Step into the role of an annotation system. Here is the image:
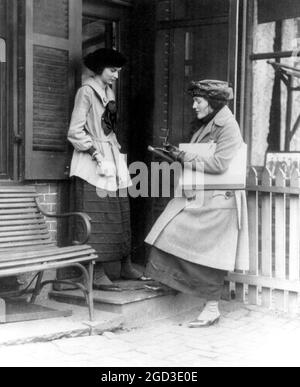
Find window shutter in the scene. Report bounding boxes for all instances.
[0,0,8,179]
[24,0,82,180]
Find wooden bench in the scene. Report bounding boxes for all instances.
[0,185,98,323]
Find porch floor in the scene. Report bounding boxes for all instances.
[0,300,300,366]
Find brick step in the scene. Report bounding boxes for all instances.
[0,300,124,347]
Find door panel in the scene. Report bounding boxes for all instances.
[82,15,117,90]
[154,0,239,147]
[0,37,8,179]
[0,0,12,180]
[24,0,82,180]
[171,23,230,144]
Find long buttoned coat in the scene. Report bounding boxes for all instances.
[145,106,249,272]
[68,77,131,191]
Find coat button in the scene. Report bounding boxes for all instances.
[225,191,234,199]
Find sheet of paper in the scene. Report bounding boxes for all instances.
[178,143,247,190]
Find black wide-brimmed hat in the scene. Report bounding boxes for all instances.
[188,80,234,101]
[84,48,127,73]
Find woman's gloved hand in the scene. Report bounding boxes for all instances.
[93,152,103,165]
[96,160,117,177]
[163,142,185,162]
[92,151,116,177]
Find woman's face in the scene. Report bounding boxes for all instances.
[100,67,122,85]
[192,97,213,119]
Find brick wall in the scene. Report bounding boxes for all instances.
[34,182,59,243]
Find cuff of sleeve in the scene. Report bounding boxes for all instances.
[175,151,186,163]
[86,146,97,157]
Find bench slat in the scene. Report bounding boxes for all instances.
[0,208,39,215]
[0,219,45,227]
[0,254,97,278]
[0,224,48,232]
[0,229,49,238]
[0,203,37,209]
[0,240,54,249]
[0,198,35,203]
[0,234,52,243]
[0,194,38,199]
[0,186,36,193]
[0,249,96,269]
[0,214,43,221]
[0,245,93,261]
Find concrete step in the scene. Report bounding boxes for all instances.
[0,300,124,347]
[49,280,203,328]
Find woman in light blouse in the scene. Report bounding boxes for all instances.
[68,48,147,290]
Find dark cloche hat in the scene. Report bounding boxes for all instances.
[84,48,127,73]
[188,80,234,101]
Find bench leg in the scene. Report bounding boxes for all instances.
[88,262,95,321]
[72,262,95,321]
[30,272,44,304]
[0,298,6,323]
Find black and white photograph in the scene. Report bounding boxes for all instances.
[0,0,300,369]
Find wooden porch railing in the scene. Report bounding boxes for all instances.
[225,166,300,314]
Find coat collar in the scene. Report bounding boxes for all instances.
[83,77,115,106]
[214,105,234,126]
[191,106,233,143]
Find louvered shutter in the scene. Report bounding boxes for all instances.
[24,0,82,180]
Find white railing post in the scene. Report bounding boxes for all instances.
[261,167,273,308]
[248,167,259,305]
[274,169,287,311]
[288,168,300,314]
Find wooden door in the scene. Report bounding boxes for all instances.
[151,0,240,220]
[171,23,232,145]
[71,0,133,267]
[82,0,132,152]
[154,0,239,147]
[0,0,13,180]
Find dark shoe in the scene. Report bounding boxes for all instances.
[93,283,122,292]
[120,264,152,281]
[93,272,121,292]
[93,264,121,291]
[121,273,152,281]
[145,283,172,292]
[188,316,220,328]
[121,255,152,281]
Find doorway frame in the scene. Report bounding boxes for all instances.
[0,0,18,182]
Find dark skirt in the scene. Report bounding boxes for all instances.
[146,247,227,301]
[75,178,131,262]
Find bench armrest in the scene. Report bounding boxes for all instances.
[35,198,92,245]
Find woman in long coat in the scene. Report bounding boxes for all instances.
[68,48,144,290]
[145,80,249,327]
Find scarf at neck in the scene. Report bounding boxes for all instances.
[190,108,222,137]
